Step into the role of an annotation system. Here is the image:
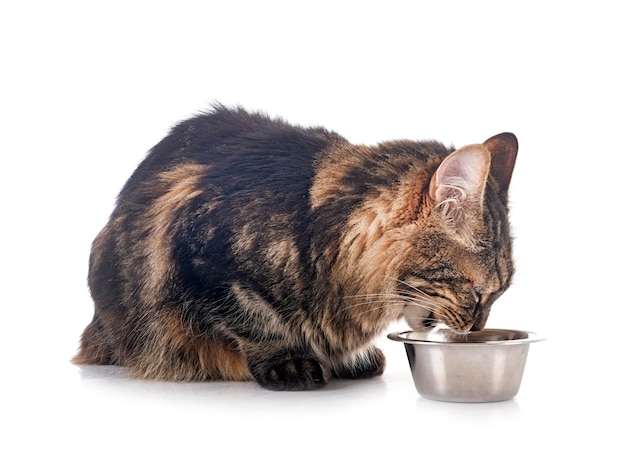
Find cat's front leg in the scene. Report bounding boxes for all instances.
[244,345,329,391]
[331,346,386,380]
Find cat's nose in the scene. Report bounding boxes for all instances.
[469,306,490,331]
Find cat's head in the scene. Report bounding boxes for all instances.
[324,132,517,334]
[401,133,518,332]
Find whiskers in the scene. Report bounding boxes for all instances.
[336,277,464,331]
[337,293,404,317]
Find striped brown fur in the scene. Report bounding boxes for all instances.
[74,105,517,390]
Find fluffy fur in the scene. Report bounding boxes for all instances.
[74,105,518,390]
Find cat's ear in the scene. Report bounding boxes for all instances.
[483,132,518,196]
[428,144,491,243]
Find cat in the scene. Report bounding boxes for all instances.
[73,105,518,390]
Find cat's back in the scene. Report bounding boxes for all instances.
[118,105,341,202]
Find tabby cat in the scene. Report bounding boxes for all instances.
[74,105,517,390]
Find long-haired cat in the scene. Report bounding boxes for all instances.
[74,105,518,390]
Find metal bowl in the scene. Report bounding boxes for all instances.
[388,329,543,403]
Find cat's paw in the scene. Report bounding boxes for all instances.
[252,355,327,391]
[332,347,386,380]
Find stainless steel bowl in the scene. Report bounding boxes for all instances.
[388,329,543,403]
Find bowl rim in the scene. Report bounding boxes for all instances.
[388,328,545,346]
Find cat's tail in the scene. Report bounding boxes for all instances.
[72,315,114,365]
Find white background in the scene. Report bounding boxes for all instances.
[1,1,624,450]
